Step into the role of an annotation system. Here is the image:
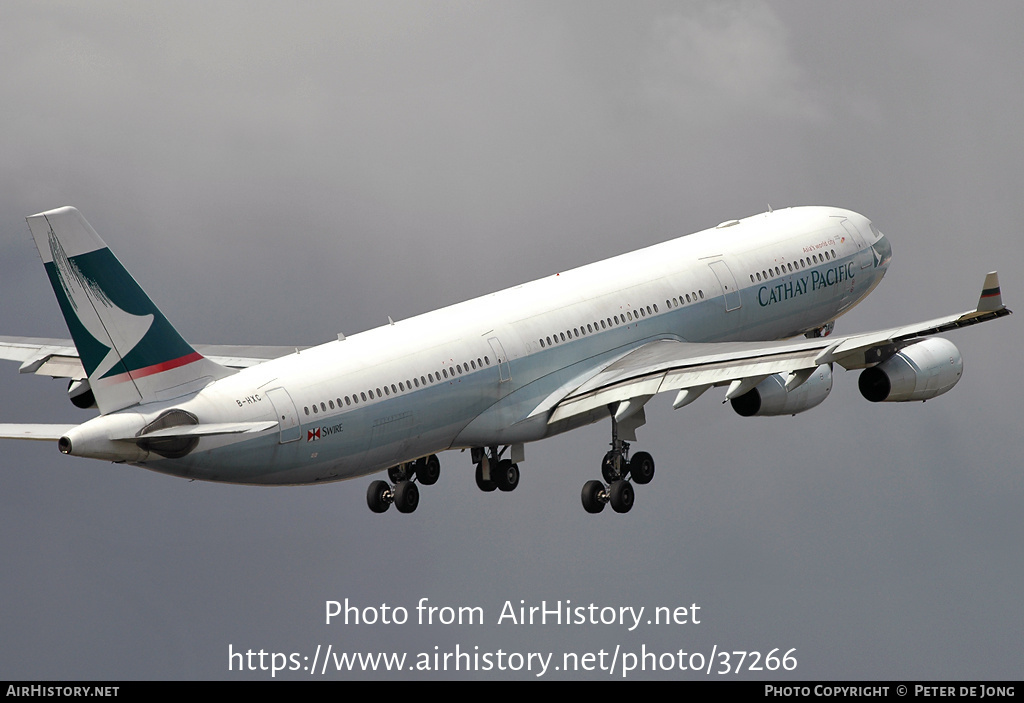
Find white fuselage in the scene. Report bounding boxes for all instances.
[67,206,890,484]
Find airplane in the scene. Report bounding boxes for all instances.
[0,205,1010,515]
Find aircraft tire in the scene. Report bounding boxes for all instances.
[387,465,406,483]
[367,480,391,513]
[601,451,620,482]
[496,459,520,492]
[609,480,634,514]
[394,481,419,514]
[475,462,497,492]
[416,455,441,486]
[629,451,655,485]
[581,480,605,514]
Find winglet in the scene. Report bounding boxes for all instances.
[976,272,1003,313]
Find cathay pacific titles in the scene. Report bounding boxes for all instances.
[758,262,856,307]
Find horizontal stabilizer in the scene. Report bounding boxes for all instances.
[112,421,279,441]
[0,424,76,441]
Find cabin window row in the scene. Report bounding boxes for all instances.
[749,250,838,283]
[302,355,492,416]
[536,287,711,350]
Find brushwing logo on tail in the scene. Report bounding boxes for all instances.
[47,228,153,380]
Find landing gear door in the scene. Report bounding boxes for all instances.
[265,387,301,444]
[487,336,511,383]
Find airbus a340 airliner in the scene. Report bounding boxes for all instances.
[0,206,1010,514]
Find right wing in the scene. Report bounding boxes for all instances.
[536,272,1010,428]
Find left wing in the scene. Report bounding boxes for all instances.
[539,272,1011,427]
[0,337,302,380]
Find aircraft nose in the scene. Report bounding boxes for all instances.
[872,233,892,269]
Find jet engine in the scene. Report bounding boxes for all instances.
[68,379,96,409]
[730,365,833,417]
[858,337,962,402]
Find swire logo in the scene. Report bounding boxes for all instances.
[307,424,343,442]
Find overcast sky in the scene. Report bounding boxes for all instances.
[1,1,1021,680]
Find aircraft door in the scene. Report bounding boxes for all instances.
[707,259,742,311]
[265,387,301,444]
[487,336,512,383]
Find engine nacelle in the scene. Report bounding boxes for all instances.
[68,379,97,409]
[730,365,833,417]
[858,337,963,402]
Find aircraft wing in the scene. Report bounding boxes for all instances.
[541,272,1011,426]
[0,337,301,380]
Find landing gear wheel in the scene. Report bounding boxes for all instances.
[496,459,520,492]
[628,451,655,485]
[581,480,606,514]
[601,451,621,482]
[416,454,441,485]
[475,462,497,492]
[393,481,419,513]
[367,480,391,513]
[387,465,407,483]
[608,480,634,514]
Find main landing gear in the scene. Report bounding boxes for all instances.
[366,454,440,514]
[472,446,520,493]
[580,415,655,514]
